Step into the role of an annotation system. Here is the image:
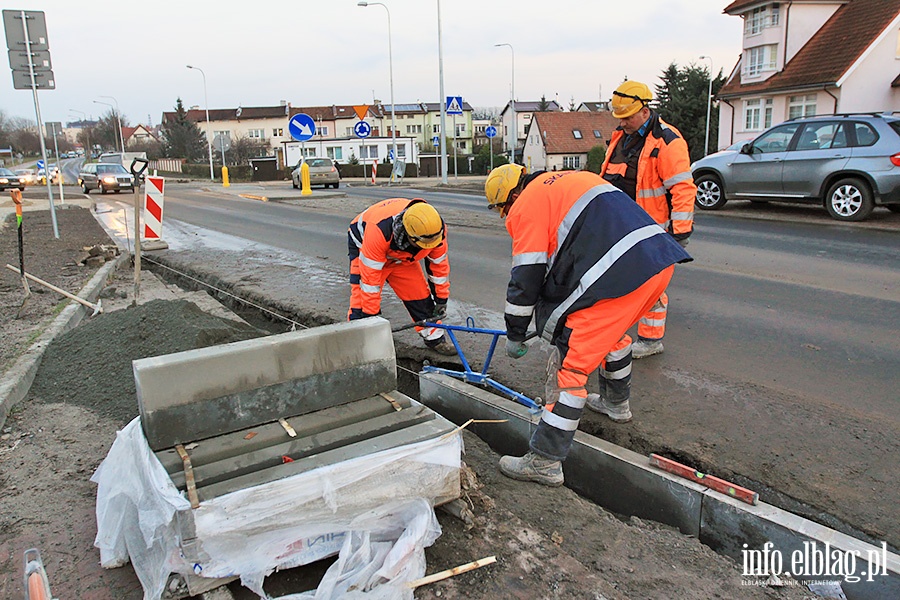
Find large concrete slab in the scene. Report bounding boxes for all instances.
[700,491,900,600]
[418,373,704,536]
[419,373,900,599]
[135,318,397,450]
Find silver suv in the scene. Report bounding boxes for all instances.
[692,113,900,221]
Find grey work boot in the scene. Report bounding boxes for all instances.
[586,393,633,423]
[425,334,457,356]
[499,451,564,487]
[631,338,663,359]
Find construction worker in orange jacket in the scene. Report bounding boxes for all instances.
[484,164,692,486]
[600,80,696,359]
[348,198,456,355]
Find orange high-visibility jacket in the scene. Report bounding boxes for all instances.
[504,171,691,342]
[349,198,449,316]
[601,113,696,240]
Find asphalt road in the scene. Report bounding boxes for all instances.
[151,183,900,418]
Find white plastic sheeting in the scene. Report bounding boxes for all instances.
[93,418,461,599]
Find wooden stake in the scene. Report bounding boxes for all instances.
[406,555,496,589]
[5,264,102,315]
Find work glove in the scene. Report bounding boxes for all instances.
[506,339,528,359]
[432,298,448,320]
[673,234,690,248]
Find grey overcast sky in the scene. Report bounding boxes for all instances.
[3,1,742,126]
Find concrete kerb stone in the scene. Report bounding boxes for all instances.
[418,372,900,599]
[0,251,129,430]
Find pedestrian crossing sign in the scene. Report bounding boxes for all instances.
[446,96,463,115]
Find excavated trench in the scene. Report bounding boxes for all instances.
[144,257,896,560]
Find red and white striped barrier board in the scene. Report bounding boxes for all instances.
[144,176,165,239]
[371,159,377,185]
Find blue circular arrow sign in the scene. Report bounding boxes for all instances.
[485,125,497,138]
[354,121,371,139]
[289,113,316,142]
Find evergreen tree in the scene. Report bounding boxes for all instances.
[162,98,206,161]
[585,145,606,174]
[537,95,551,112]
[654,62,726,162]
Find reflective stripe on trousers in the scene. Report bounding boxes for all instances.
[638,290,668,341]
[530,267,673,461]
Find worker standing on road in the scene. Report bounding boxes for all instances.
[485,164,691,486]
[600,80,696,359]
[348,198,456,355]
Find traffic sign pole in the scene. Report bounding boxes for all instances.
[6,10,57,237]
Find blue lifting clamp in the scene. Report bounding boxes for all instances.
[405,317,542,413]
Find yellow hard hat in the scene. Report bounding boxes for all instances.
[611,81,653,119]
[402,202,444,249]
[484,163,526,215]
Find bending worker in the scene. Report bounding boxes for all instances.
[485,164,691,486]
[348,197,456,355]
[600,80,696,359]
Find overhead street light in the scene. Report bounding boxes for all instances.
[495,43,515,163]
[187,64,215,181]
[97,95,125,155]
[699,55,714,156]
[358,2,397,181]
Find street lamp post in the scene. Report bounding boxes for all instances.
[357,2,397,183]
[98,96,125,156]
[436,0,448,184]
[187,65,216,181]
[700,55,713,156]
[495,43,515,163]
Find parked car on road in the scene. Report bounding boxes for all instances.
[691,113,900,221]
[14,168,37,186]
[78,162,134,194]
[291,158,340,189]
[0,167,26,191]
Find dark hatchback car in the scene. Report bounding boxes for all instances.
[0,167,26,191]
[78,162,134,194]
[692,113,900,221]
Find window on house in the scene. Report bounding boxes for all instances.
[573,130,583,139]
[744,99,762,131]
[456,141,466,150]
[248,129,264,139]
[455,123,465,135]
[359,146,379,159]
[433,124,441,134]
[318,126,329,136]
[763,98,774,128]
[213,130,230,139]
[300,148,316,158]
[593,130,602,138]
[563,156,581,169]
[745,4,780,35]
[272,128,283,137]
[397,145,406,157]
[345,127,354,136]
[406,124,422,134]
[788,94,817,119]
[326,147,343,160]
[746,45,777,76]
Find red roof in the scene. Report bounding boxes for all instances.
[723,0,832,14]
[529,112,619,155]
[719,0,900,98]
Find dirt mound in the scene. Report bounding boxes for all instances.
[29,299,264,425]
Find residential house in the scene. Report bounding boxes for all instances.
[161,102,293,157]
[576,101,612,113]
[522,111,619,172]
[716,0,900,150]
[499,100,563,159]
[123,125,158,148]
